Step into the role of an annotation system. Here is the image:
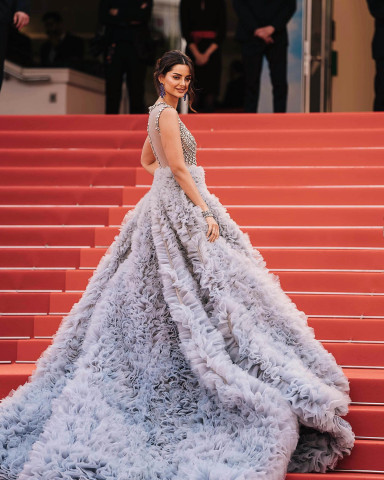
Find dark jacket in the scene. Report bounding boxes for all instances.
[367,0,384,59]
[40,33,84,68]
[232,0,296,42]
[98,0,153,43]
[0,0,30,24]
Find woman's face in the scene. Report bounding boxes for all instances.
[159,64,192,99]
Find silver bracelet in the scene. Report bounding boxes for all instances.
[202,209,214,219]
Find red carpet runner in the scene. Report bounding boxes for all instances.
[0,112,383,478]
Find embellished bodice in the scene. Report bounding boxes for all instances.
[147,102,197,168]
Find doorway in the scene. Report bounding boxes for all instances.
[331,0,375,112]
[303,0,376,112]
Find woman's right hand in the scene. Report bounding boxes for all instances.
[205,216,220,242]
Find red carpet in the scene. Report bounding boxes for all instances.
[0,111,383,478]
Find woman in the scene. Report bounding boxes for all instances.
[180,0,226,112]
[0,50,354,480]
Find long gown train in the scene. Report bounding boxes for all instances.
[0,103,354,480]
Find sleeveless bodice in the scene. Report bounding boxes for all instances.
[147,102,197,168]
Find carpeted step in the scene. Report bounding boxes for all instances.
[0,226,98,247]
[95,225,384,248]
[137,166,384,187]
[0,316,35,338]
[0,131,147,149]
[1,315,383,343]
[2,205,383,227]
[2,166,384,187]
[1,226,382,249]
[0,167,136,186]
[1,338,382,368]
[2,147,384,168]
[0,269,92,291]
[109,205,384,227]
[0,149,142,168]
[3,185,384,206]
[275,271,384,293]
[197,147,384,166]
[0,248,83,268]
[1,269,383,294]
[174,186,384,206]
[244,227,384,249]
[0,112,383,131]
[1,291,383,317]
[0,114,147,131]
[1,129,384,150]
[78,247,384,270]
[0,206,114,226]
[308,318,384,342]
[0,186,125,206]
[336,439,384,471]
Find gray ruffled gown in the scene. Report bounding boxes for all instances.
[0,102,354,480]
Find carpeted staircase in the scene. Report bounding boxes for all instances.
[0,112,383,478]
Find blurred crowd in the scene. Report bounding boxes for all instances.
[0,0,383,113]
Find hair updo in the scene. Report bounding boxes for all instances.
[153,50,196,111]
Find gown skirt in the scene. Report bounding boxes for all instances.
[0,164,354,480]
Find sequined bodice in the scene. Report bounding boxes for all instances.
[147,102,197,168]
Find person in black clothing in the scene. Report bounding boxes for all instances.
[0,0,30,91]
[232,0,296,113]
[6,25,33,67]
[367,0,384,111]
[40,12,84,69]
[180,0,226,112]
[98,0,153,114]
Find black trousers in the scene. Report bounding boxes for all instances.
[0,22,9,91]
[104,40,147,114]
[241,31,288,113]
[374,58,384,111]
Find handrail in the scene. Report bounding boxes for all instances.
[4,65,51,83]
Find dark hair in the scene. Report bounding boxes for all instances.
[42,11,63,23]
[153,50,196,112]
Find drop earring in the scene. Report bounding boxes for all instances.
[159,83,165,98]
[183,91,188,101]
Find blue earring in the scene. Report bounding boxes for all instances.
[183,91,188,101]
[159,83,165,98]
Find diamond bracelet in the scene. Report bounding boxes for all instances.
[202,209,214,219]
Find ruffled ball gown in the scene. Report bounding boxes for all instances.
[0,102,354,480]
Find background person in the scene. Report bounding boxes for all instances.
[0,0,30,91]
[232,0,296,113]
[40,11,84,69]
[180,0,226,112]
[367,0,384,111]
[98,0,153,114]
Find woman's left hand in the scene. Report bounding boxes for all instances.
[205,216,220,242]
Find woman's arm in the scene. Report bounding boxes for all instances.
[159,108,208,211]
[140,136,159,176]
[158,108,220,242]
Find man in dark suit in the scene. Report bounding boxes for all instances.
[98,0,153,114]
[232,0,296,113]
[0,0,30,91]
[40,12,84,70]
[367,0,384,111]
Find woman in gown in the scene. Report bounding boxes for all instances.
[0,50,354,480]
